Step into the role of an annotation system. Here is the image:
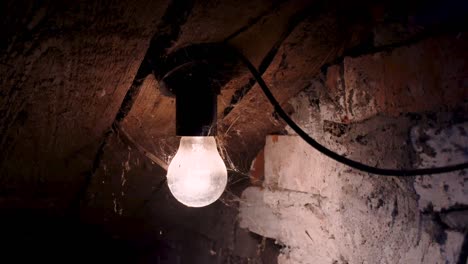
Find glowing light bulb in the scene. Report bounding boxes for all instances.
[167,136,227,207]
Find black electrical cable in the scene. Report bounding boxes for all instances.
[235,50,468,176]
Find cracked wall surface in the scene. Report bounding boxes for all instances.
[0,0,467,263]
[239,33,468,264]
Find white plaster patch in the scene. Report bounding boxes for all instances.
[240,135,466,264]
[412,122,468,211]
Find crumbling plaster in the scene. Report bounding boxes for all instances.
[238,35,468,263]
[1,0,467,263]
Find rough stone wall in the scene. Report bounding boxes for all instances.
[1,1,467,263]
[0,1,281,262]
[240,133,466,263]
[239,33,468,263]
[81,130,279,263]
[0,0,170,208]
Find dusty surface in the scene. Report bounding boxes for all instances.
[0,0,171,211]
[82,130,279,263]
[412,122,468,211]
[239,106,467,263]
[238,32,468,262]
[0,0,467,263]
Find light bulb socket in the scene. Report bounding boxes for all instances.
[154,43,241,137]
[174,69,218,136]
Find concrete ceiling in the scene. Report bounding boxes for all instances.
[1,1,467,262]
[1,0,466,211]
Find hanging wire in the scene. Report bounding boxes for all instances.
[234,49,468,176]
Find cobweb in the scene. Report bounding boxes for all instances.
[118,123,257,208]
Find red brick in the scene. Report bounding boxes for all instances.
[327,35,468,122]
